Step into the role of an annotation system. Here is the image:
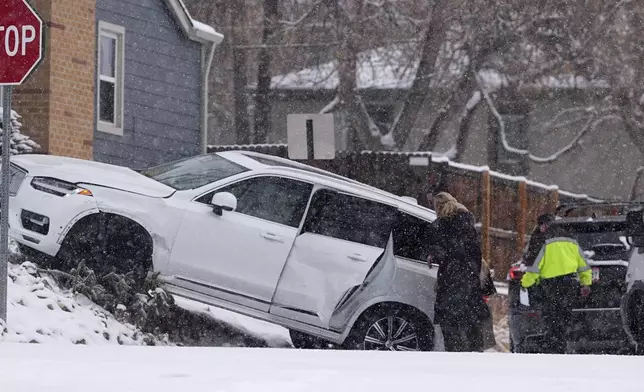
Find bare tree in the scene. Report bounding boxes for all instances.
[437,0,638,163]
[232,0,251,144]
[253,0,280,143]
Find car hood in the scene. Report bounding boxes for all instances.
[11,154,175,198]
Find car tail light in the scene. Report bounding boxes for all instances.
[508,265,524,281]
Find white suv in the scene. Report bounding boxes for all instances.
[8,151,441,351]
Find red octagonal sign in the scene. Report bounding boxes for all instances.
[0,0,44,85]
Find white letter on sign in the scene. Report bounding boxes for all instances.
[22,26,35,56]
[5,26,19,56]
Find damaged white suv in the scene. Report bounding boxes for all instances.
[7,151,442,351]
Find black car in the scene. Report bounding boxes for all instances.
[508,209,634,354]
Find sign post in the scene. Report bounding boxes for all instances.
[286,113,335,160]
[0,0,45,324]
[0,87,12,324]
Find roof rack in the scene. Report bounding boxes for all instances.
[556,201,644,218]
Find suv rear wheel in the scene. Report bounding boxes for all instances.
[344,304,433,351]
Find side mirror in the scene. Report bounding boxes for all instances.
[211,192,237,216]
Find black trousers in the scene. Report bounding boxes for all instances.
[441,319,484,352]
[538,274,579,354]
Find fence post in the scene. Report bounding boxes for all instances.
[549,188,559,212]
[481,170,491,264]
[516,181,527,254]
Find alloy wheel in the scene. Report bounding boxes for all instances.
[363,315,419,351]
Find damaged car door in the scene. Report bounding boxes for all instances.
[270,188,397,328]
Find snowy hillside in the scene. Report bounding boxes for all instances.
[0,241,292,348]
[1,261,170,346]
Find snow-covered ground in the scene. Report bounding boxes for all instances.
[172,296,293,348]
[3,343,643,392]
[0,261,169,345]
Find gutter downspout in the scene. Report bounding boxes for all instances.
[202,42,217,154]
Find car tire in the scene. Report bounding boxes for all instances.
[630,291,644,349]
[289,330,329,349]
[343,304,433,352]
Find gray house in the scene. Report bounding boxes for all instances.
[93,0,223,168]
[241,46,641,200]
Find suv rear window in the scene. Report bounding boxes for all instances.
[554,221,631,261]
[303,189,397,248]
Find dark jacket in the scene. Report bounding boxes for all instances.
[524,227,546,267]
[430,211,490,325]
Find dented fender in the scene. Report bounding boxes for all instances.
[78,185,187,273]
[331,236,438,343]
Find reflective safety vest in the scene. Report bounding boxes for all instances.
[521,237,592,288]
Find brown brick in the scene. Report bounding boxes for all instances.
[13,0,96,159]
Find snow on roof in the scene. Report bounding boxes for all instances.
[191,20,219,37]
[168,0,224,44]
[270,45,505,91]
[269,44,607,92]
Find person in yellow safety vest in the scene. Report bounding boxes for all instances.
[521,213,593,354]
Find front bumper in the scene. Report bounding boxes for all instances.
[8,176,99,257]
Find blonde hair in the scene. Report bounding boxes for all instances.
[434,192,469,218]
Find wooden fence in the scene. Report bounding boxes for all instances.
[208,144,601,279]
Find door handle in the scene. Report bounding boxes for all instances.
[347,254,367,262]
[260,232,284,243]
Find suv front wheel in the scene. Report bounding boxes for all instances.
[343,304,433,351]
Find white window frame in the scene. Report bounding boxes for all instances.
[96,21,125,136]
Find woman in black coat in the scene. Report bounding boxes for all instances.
[429,192,490,352]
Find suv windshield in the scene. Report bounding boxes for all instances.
[141,154,249,190]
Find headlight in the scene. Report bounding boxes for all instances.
[30,177,93,197]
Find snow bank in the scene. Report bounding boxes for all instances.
[269,45,506,91]
[0,261,167,346]
[173,296,292,348]
[3,343,643,392]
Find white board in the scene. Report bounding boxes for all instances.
[286,113,335,160]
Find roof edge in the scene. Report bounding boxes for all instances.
[164,0,224,45]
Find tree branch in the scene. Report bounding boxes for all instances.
[630,166,644,201]
[478,73,621,164]
[454,90,482,161]
[320,95,340,114]
[391,0,451,149]
[279,0,331,28]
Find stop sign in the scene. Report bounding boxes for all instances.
[0,0,43,85]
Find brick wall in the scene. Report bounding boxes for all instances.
[13,0,96,159]
[48,0,96,159]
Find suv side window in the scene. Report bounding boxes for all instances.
[197,176,313,228]
[393,212,434,262]
[303,189,396,248]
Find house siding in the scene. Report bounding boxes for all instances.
[94,0,202,168]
